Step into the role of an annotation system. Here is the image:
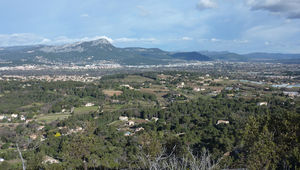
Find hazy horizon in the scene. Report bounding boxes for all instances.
[1,0,300,53]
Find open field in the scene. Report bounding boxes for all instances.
[35,113,71,123]
[157,74,172,80]
[74,106,98,114]
[140,85,169,105]
[140,85,169,96]
[0,123,21,128]
[19,102,44,109]
[103,90,123,96]
[122,75,154,83]
[103,104,124,112]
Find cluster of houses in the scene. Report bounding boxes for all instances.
[28,126,45,141]
[123,127,145,136]
[29,126,84,144]
[283,91,299,98]
[57,126,84,136]
[120,84,134,90]
[193,87,206,92]
[177,82,185,88]
[119,116,136,129]
[118,116,159,136]
[1,74,101,83]
[0,114,26,122]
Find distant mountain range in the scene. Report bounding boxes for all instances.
[0,38,299,66]
[171,52,212,61]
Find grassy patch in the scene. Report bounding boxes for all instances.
[103,104,124,112]
[122,75,153,83]
[74,106,98,114]
[140,85,169,106]
[103,90,123,96]
[140,85,169,96]
[0,123,21,128]
[19,102,43,109]
[36,113,70,123]
[108,120,124,126]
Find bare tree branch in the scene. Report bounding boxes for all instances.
[16,143,26,170]
[138,145,220,170]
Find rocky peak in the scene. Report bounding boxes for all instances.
[90,38,112,46]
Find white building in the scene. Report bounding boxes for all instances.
[127,120,135,126]
[119,116,129,121]
[20,115,26,121]
[42,156,60,164]
[177,82,185,88]
[193,87,201,92]
[30,134,37,140]
[135,127,144,132]
[152,117,159,122]
[85,103,95,107]
[11,114,18,118]
[0,115,6,120]
[216,120,230,125]
[120,84,134,90]
[257,102,268,106]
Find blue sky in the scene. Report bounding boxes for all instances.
[0,0,300,53]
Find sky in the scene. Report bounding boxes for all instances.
[0,0,300,53]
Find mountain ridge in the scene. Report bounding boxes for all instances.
[0,38,299,66]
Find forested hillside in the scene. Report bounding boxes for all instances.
[0,72,299,169]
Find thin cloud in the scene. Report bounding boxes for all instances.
[247,0,300,19]
[53,36,113,44]
[0,33,50,46]
[196,0,217,10]
[136,6,151,17]
[233,39,249,44]
[114,37,156,43]
[211,38,221,42]
[80,14,89,17]
[0,34,114,47]
[0,34,159,47]
[182,37,193,41]
[243,24,300,41]
[41,38,51,43]
[91,36,113,43]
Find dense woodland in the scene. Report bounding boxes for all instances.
[0,72,299,169]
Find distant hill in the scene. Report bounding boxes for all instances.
[198,51,300,63]
[199,51,247,62]
[171,52,211,61]
[0,39,299,66]
[244,52,300,59]
[0,39,174,66]
[0,39,213,66]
